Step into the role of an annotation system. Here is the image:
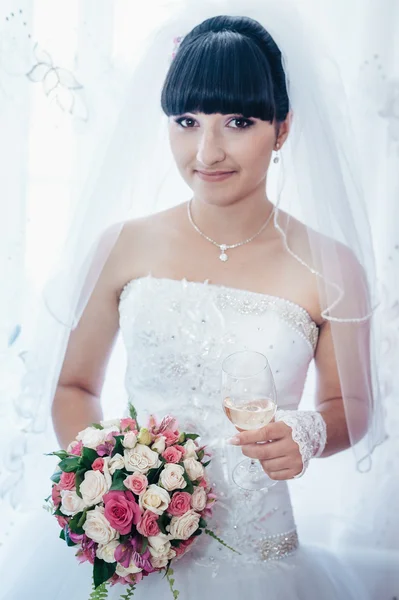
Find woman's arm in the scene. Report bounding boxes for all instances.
[52,227,128,449]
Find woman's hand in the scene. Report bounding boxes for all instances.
[228,421,303,480]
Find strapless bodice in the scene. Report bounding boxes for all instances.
[118,275,318,569]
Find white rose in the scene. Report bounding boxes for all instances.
[102,425,121,440]
[76,426,106,450]
[80,470,110,506]
[183,458,204,481]
[100,419,121,428]
[101,457,113,489]
[168,509,201,541]
[96,539,120,563]
[83,506,119,545]
[116,561,142,576]
[139,484,170,516]
[159,464,187,492]
[150,547,176,569]
[124,444,161,474]
[60,490,86,516]
[107,453,125,475]
[122,431,138,449]
[148,533,171,557]
[183,439,198,459]
[191,486,207,512]
[151,436,166,454]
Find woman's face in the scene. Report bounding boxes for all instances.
[168,111,290,206]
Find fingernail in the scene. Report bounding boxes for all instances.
[227,435,240,445]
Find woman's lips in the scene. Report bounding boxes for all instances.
[195,170,236,182]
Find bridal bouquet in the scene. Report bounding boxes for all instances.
[46,404,234,600]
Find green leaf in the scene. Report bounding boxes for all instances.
[128,403,138,423]
[185,433,199,440]
[197,449,205,461]
[77,509,88,529]
[198,517,207,529]
[65,529,78,547]
[139,535,148,555]
[118,584,136,600]
[69,511,85,534]
[147,464,163,485]
[54,506,66,517]
[157,512,171,536]
[182,472,194,494]
[111,435,124,458]
[166,567,180,600]
[75,468,86,499]
[110,469,128,491]
[193,529,202,536]
[59,528,66,541]
[59,456,81,473]
[93,558,117,589]
[91,423,104,430]
[202,460,211,468]
[205,528,241,554]
[88,580,108,600]
[170,539,181,548]
[46,450,69,460]
[81,447,99,468]
[50,471,62,484]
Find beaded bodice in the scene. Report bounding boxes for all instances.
[118,275,318,568]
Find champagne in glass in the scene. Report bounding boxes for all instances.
[222,350,277,491]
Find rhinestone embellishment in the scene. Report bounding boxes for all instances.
[258,529,299,561]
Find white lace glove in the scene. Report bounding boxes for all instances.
[274,410,327,478]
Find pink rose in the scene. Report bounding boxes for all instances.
[56,515,69,528]
[103,491,142,535]
[59,471,76,491]
[70,441,83,456]
[163,430,180,447]
[51,484,62,508]
[198,478,208,488]
[168,492,192,517]
[120,418,137,432]
[136,509,161,537]
[174,537,195,558]
[124,473,148,495]
[92,458,104,472]
[162,446,183,464]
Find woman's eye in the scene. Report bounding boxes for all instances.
[175,117,197,128]
[229,118,255,129]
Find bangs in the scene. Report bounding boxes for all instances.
[161,31,278,123]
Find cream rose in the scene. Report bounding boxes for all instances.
[152,436,166,454]
[60,490,86,516]
[124,444,161,474]
[183,458,205,481]
[122,431,138,449]
[107,453,125,475]
[139,484,170,516]
[80,470,110,506]
[116,562,143,577]
[183,439,198,459]
[148,533,172,557]
[83,506,119,545]
[168,509,201,540]
[96,539,120,563]
[191,486,207,512]
[76,426,106,450]
[159,464,186,492]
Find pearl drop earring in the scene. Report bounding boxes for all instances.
[273,142,280,164]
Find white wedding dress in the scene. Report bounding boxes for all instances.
[1,275,371,600]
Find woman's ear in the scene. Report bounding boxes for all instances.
[275,110,293,150]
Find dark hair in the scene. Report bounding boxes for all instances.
[161,15,289,124]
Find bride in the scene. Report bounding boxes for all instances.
[1,1,385,599]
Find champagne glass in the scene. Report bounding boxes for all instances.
[222,350,277,491]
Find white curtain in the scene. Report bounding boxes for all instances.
[0,0,397,574]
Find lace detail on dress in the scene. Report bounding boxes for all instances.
[275,410,327,477]
[215,289,319,351]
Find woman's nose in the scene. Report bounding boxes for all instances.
[196,131,226,167]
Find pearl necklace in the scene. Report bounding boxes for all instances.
[187,199,275,262]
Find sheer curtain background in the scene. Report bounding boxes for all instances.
[0,0,397,580]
